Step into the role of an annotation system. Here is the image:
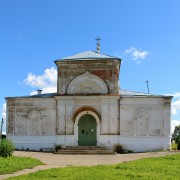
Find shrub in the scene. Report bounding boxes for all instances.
[0,139,15,158]
[55,144,61,152]
[177,143,180,150]
[1,135,6,139]
[114,144,124,154]
[171,143,177,150]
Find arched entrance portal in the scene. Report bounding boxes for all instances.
[78,114,97,146]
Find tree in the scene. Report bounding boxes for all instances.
[172,125,180,144]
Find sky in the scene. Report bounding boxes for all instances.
[0,0,180,134]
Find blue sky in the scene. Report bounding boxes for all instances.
[0,0,180,134]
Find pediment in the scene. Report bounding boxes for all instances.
[67,71,108,95]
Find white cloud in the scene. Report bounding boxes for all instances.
[163,91,180,117]
[174,92,180,98]
[1,103,6,120]
[125,47,151,63]
[165,92,180,116]
[1,103,6,134]
[171,120,180,134]
[24,67,57,94]
[165,92,180,98]
[172,98,180,115]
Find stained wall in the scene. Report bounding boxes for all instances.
[6,98,56,136]
[55,59,120,95]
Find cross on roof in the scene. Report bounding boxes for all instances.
[95,37,101,53]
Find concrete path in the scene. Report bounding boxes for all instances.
[0,151,179,180]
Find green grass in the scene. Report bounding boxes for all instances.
[0,156,44,175]
[8,154,180,180]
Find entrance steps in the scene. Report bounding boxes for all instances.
[54,146,115,154]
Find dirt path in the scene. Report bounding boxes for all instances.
[0,151,179,180]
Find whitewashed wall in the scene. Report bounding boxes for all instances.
[7,96,171,152]
[118,97,171,151]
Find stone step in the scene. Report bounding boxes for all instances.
[54,146,115,154]
[55,150,114,154]
[65,146,106,150]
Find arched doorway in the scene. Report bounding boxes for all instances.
[78,114,97,146]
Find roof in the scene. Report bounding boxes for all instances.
[120,89,172,98]
[58,51,117,61]
[6,93,57,99]
[120,90,152,96]
[6,90,172,99]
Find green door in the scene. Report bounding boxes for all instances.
[78,114,97,146]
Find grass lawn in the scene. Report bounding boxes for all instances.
[0,156,44,175]
[7,154,180,180]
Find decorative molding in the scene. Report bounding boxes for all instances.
[67,71,108,95]
[74,110,100,125]
[73,106,100,122]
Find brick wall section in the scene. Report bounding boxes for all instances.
[55,59,120,95]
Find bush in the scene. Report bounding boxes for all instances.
[1,135,6,139]
[171,143,177,150]
[114,144,124,154]
[177,143,180,150]
[0,139,15,158]
[55,144,61,152]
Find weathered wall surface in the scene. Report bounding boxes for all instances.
[57,99,75,135]
[55,95,120,135]
[100,97,120,135]
[99,135,170,152]
[6,95,172,152]
[6,98,56,136]
[55,59,120,95]
[98,96,171,151]
[120,97,171,138]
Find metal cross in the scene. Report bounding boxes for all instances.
[95,37,101,53]
[96,37,101,45]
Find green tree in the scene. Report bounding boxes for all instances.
[172,125,180,144]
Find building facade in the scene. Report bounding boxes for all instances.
[6,51,172,152]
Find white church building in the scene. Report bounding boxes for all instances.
[6,47,172,152]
